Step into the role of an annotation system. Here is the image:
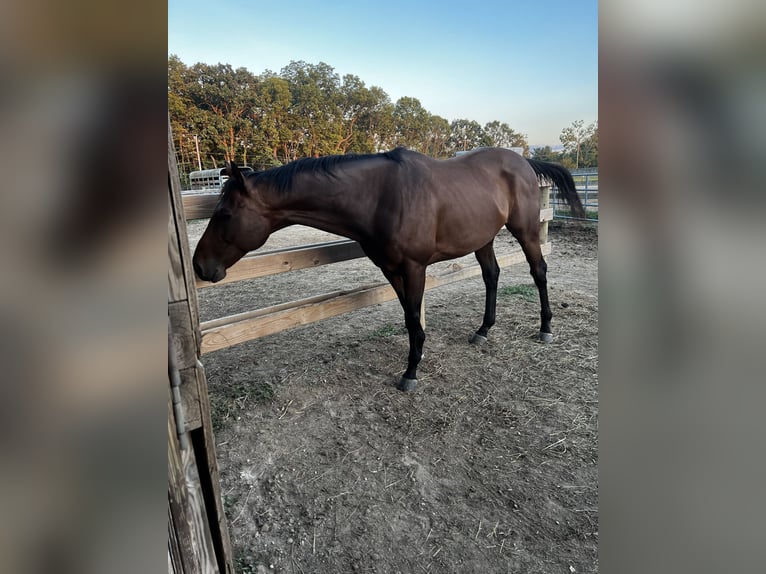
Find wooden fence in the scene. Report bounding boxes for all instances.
[183,189,553,355]
[169,127,234,573]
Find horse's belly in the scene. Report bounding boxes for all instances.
[432,201,506,256]
[431,222,504,263]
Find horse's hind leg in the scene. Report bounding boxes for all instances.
[506,223,553,342]
[470,240,500,345]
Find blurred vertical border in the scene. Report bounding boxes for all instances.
[600,1,766,573]
[0,1,166,573]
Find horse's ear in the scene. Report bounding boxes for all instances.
[226,161,246,186]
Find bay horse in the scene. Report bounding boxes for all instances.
[193,147,585,391]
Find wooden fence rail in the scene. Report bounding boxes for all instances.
[184,188,553,355]
[196,239,365,289]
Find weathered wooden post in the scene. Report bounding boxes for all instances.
[168,119,234,574]
[540,183,551,244]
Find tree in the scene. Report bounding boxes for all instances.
[483,121,528,155]
[280,61,343,158]
[531,145,562,162]
[579,122,598,167]
[168,55,196,180]
[180,62,261,166]
[559,120,596,169]
[253,76,293,165]
[356,86,395,152]
[168,55,586,174]
[424,115,451,158]
[447,119,485,154]
[393,97,431,151]
[335,74,392,154]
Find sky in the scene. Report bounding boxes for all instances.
[168,0,597,147]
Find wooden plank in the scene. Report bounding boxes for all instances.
[168,499,191,574]
[200,282,397,354]
[169,301,199,371]
[422,242,548,290]
[168,396,220,573]
[168,397,204,574]
[179,367,202,431]
[196,240,365,289]
[168,189,187,303]
[201,286,367,331]
[540,185,551,244]
[190,359,235,574]
[169,126,201,339]
[182,193,220,220]
[199,243,550,354]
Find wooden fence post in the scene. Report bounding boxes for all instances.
[540,184,551,244]
[168,118,234,574]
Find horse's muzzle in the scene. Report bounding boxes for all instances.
[193,258,226,283]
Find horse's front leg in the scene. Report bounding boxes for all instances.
[384,264,426,392]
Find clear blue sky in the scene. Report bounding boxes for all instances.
[168,0,597,147]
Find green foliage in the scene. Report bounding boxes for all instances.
[369,323,401,338]
[234,552,258,574]
[168,55,597,178]
[483,120,528,155]
[498,284,537,301]
[393,96,432,152]
[210,380,275,432]
[531,145,559,162]
[559,120,598,169]
[448,118,486,154]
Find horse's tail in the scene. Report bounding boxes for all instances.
[526,159,586,219]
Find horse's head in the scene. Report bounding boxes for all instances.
[192,162,270,282]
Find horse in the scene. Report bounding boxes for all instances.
[193,147,585,392]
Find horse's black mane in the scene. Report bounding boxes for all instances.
[250,147,407,193]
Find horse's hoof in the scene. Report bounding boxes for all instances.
[397,377,418,392]
[539,332,554,343]
[469,333,488,345]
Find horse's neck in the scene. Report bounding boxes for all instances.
[268,182,371,243]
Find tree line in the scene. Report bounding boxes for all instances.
[169,55,597,183]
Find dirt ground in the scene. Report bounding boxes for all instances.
[187,219,598,574]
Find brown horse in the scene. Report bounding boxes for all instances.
[193,147,584,391]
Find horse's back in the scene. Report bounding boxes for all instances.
[368,148,542,265]
[390,149,534,261]
[448,147,536,184]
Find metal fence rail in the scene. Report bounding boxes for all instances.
[551,170,598,221]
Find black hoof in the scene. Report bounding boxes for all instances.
[397,377,417,392]
[469,333,488,345]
